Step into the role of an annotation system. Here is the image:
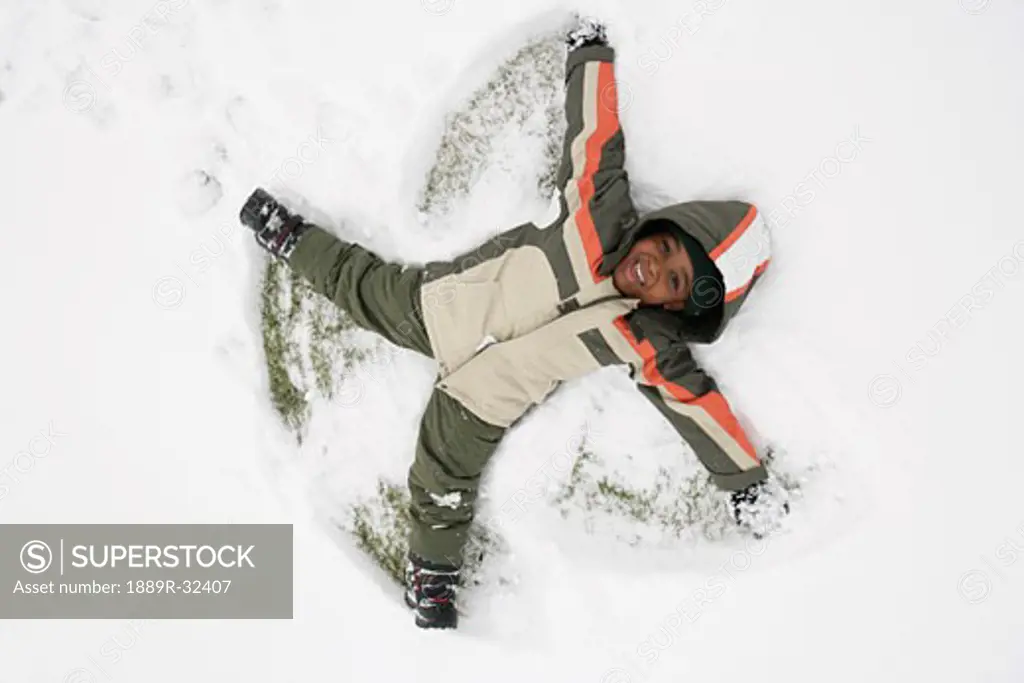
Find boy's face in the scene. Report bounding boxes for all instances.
[612,231,694,310]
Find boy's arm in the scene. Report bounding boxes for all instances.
[435,304,765,491]
[612,317,767,491]
[554,38,637,282]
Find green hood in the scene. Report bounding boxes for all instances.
[601,200,770,343]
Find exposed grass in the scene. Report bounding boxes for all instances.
[260,258,308,436]
[553,441,803,545]
[417,34,566,215]
[349,479,502,588]
[259,256,379,441]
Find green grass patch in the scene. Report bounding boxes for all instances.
[259,256,380,441]
[417,34,566,215]
[553,441,803,545]
[349,479,503,588]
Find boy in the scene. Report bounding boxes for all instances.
[239,18,783,630]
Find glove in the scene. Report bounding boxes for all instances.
[566,16,608,51]
[239,187,310,260]
[729,478,790,538]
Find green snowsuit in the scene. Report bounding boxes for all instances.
[287,44,772,568]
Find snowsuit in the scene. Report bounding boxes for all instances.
[287,44,772,568]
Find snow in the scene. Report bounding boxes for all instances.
[2,0,1023,681]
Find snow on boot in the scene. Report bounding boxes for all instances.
[566,16,608,51]
[238,187,309,261]
[729,479,790,538]
[405,554,459,630]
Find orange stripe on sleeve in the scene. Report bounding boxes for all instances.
[575,61,621,282]
[612,317,759,463]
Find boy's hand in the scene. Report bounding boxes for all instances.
[566,16,608,51]
[239,187,309,261]
[729,477,790,538]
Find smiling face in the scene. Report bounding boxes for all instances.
[612,229,695,310]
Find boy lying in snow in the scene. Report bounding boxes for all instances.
[239,18,785,629]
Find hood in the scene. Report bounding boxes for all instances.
[602,200,771,343]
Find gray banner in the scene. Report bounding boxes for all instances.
[0,524,292,618]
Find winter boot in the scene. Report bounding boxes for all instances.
[239,187,310,260]
[729,479,790,538]
[404,554,459,630]
[566,15,608,51]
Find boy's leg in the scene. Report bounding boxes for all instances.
[406,387,506,568]
[287,226,432,357]
[240,189,432,357]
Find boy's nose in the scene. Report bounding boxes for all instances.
[647,259,660,286]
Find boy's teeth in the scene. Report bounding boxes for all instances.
[634,262,644,286]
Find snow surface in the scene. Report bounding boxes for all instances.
[2,0,1024,681]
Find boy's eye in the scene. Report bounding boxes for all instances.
[661,239,671,254]
[670,273,680,292]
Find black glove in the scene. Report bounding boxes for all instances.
[239,188,310,261]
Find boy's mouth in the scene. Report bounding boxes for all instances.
[624,255,653,291]
[632,261,646,287]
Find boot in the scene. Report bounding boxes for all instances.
[404,554,459,630]
[239,187,309,260]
